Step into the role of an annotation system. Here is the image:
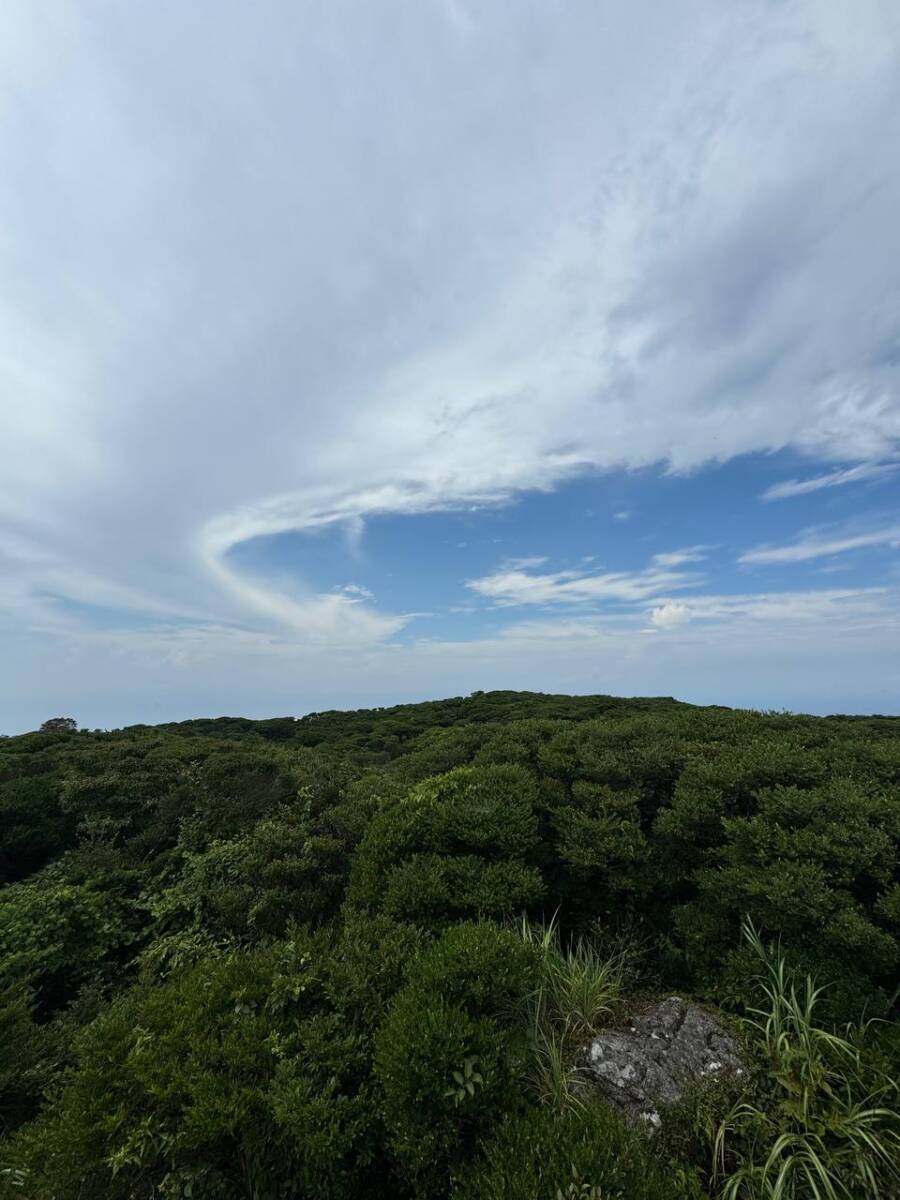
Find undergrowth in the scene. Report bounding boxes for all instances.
[519,917,628,1113]
[713,921,900,1200]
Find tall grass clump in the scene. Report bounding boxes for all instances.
[714,920,900,1200]
[518,917,627,1112]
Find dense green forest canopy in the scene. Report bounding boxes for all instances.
[1,691,898,1198]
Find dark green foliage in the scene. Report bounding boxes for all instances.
[7,947,284,1199]
[375,922,538,1190]
[672,778,900,1015]
[350,764,544,924]
[0,868,136,1007]
[549,780,648,918]
[144,804,347,944]
[0,981,43,1131]
[381,854,544,925]
[156,691,684,755]
[192,751,298,839]
[451,1103,705,1199]
[0,777,74,885]
[0,691,897,1198]
[8,937,387,1200]
[38,719,78,734]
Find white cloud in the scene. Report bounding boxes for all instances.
[7,583,897,733]
[500,586,894,636]
[468,547,714,609]
[740,525,900,566]
[504,556,550,570]
[650,601,692,628]
[338,583,376,601]
[0,1,899,723]
[760,462,899,501]
[651,547,711,568]
[647,588,893,627]
[467,554,702,607]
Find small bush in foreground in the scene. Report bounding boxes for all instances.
[714,921,900,1199]
[451,1103,704,1200]
[375,922,537,1192]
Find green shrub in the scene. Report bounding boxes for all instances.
[0,869,136,1008]
[321,910,422,1028]
[451,1103,705,1200]
[382,854,544,926]
[195,752,297,839]
[548,781,648,918]
[714,921,900,1199]
[350,765,544,925]
[3,943,326,1199]
[0,776,73,885]
[670,779,899,1015]
[375,922,538,1191]
[267,1012,381,1200]
[0,981,43,1132]
[2,919,425,1200]
[412,919,539,1009]
[143,805,347,944]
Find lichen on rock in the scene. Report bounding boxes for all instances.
[581,996,744,1132]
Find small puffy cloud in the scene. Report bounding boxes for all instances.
[650,601,692,628]
[338,583,376,602]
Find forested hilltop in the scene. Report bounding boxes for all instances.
[1,691,898,1198]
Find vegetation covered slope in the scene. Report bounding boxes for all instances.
[0,691,898,1198]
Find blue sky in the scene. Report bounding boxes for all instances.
[1,1,899,731]
[228,453,900,644]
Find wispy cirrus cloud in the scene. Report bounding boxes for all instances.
[487,587,900,665]
[1,0,899,727]
[650,547,712,568]
[647,587,893,628]
[761,462,899,502]
[740,525,900,566]
[467,549,707,607]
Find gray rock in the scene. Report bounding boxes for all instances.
[581,996,743,1131]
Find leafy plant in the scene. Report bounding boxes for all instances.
[713,920,900,1199]
[375,922,536,1184]
[0,1164,28,1191]
[548,936,625,1044]
[445,1057,484,1106]
[555,1164,605,1199]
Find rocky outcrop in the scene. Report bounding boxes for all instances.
[581,996,744,1132]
